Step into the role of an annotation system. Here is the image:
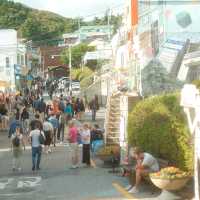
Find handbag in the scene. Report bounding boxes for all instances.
[39,130,45,145]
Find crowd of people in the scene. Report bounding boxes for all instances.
[0,89,104,172]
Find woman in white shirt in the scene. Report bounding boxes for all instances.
[80,123,91,166]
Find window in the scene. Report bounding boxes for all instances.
[6,57,10,68]
[21,55,24,65]
[139,0,150,14]
[0,66,4,72]
[6,70,10,76]
[17,54,20,65]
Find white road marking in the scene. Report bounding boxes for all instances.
[17,176,41,188]
[0,176,42,190]
[0,178,14,189]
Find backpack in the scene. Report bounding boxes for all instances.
[12,136,20,147]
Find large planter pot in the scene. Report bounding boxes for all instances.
[150,177,190,200]
[150,177,190,191]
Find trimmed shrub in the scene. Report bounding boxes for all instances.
[192,80,200,90]
[128,93,193,171]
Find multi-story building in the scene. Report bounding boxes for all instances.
[38,46,68,79]
[111,0,165,93]
[0,29,27,91]
[63,25,113,46]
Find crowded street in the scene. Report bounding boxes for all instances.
[0,0,199,199]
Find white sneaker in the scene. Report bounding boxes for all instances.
[128,186,139,194]
[125,185,133,191]
[18,168,22,172]
[48,149,52,153]
[71,165,78,169]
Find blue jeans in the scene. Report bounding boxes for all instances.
[32,146,42,170]
[57,123,65,142]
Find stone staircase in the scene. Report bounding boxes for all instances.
[105,94,121,145]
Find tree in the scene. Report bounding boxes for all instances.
[142,59,183,96]
[60,43,94,68]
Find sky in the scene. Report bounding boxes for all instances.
[13,0,125,19]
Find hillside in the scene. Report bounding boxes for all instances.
[0,0,78,43]
[0,0,122,45]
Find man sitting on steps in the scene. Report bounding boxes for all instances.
[126,147,159,194]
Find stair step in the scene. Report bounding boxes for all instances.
[107,136,120,139]
[107,131,120,134]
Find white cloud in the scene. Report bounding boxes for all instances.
[13,0,125,18]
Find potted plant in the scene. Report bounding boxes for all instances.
[150,167,191,200]
[96,144,120,164]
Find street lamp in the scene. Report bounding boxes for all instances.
[180,84,200,200]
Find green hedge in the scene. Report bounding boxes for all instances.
[128,93,193,171]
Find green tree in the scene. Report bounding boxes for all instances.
[60,43,94,68]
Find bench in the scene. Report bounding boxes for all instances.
[121,158,169,185]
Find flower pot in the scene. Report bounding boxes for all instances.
[150,177,190,191]
[150,177,190,200]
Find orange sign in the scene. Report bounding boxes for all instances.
[131,0,138,26]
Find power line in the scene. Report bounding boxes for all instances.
[81,3,124,20]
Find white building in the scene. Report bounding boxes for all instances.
[0,29,27,91]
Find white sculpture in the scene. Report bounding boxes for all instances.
[181,84,200,200]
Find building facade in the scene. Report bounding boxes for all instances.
[0,29,27,91]
[38,46,68,79]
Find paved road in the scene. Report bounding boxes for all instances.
[0,108,165,200]
[0,108,129,200]
[0,145,129,200]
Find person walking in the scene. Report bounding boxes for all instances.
[43,118,53,154]
[80,123,91,166]
[29,114,43,131]
[38,98,46,122]
[21,106,29,136]
[11,126,25,172]
[68,121,79,169]
[79,98,85,121]
[29,123,45,171]
[89,95,99,121]
[64,102,73,122]
[48,114,59,147]
[75,98,82,120]
[8,114,23,138]
[57,111,66,143]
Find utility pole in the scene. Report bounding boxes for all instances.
[78,16,81,43]
[69,45,72,96]
[107,8,111,41]
[43,55,45,79]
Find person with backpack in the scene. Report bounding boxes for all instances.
[29,123,45,171]
[38,98,46,122]
[8,115,23,138]
[11,126,25,172]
